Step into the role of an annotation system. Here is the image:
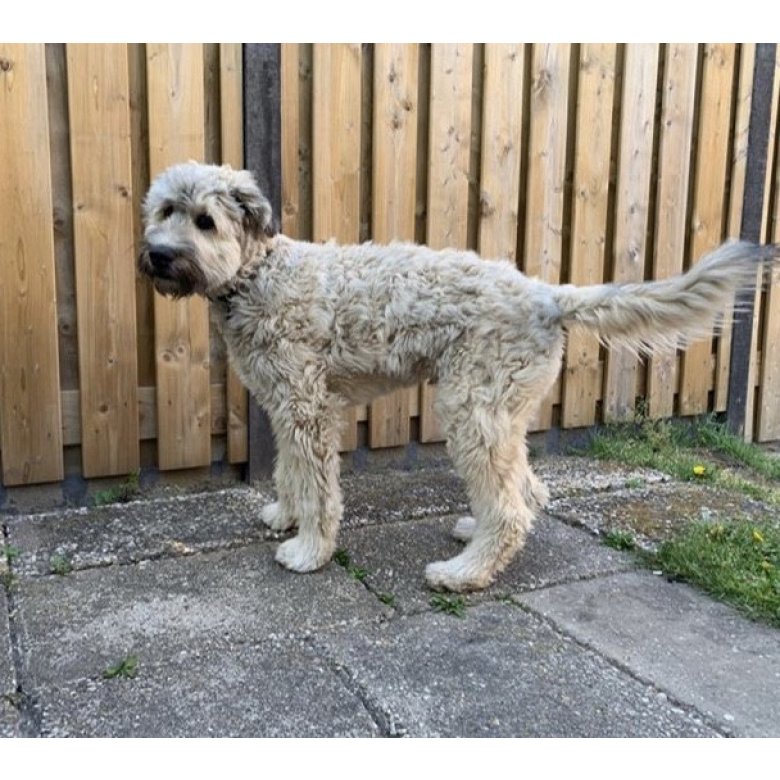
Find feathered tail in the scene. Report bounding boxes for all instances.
[552,241,779,355]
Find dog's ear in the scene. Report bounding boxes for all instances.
[229,170,276,238]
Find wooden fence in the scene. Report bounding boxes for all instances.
[0,43,779,488]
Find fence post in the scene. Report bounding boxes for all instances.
[243,43,282,481]
[726,43,777,439]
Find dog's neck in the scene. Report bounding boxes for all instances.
[207,233,282,309]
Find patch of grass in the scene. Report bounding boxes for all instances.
[378,592,396,607]
[332,548,369,582]
[4,545,20,563]
[102,654,138,680]
[92,470,141,507]
[0,572,16,591]
[649,518,780,628]
[49,554,73,576]
[587,416,780,503]
[624,477,645,489]
[603,529,636,551]
[429,593,467,618]
[333,548,350,567]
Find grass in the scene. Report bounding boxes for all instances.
[4,545,20,563]
[585,414,780,627]
[587,415,780,503]
[92,470,141,507]
[603,529,637,552]
[333,548,369,582]
[102,654,138,680]
[648,518,780,628]
[378,592,396,607]
[49,554,73,576]
[429,593,467,618]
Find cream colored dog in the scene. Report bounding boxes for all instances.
[139,162,776,592]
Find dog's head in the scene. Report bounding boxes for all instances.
[138,162,275,298]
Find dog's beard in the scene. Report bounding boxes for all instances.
[138,246,209,299]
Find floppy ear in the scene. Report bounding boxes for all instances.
[229,169,276,237]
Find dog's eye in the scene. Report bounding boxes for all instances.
[161,205,174,219]
[195,213,216,231]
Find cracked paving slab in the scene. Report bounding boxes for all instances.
[518,571,780,737]
[339,513,635,613]
[1,586,21,737]
[15,542,389,688]
[35,637,380,737]
[548,482,780,546]
[5,459,668,579]
[316,601,718,737]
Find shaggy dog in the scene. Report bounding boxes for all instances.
[139,162,776,592]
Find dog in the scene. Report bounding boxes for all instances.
[139,161,777,592]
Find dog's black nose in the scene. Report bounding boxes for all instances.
[148,245,176,272]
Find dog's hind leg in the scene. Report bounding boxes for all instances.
[264,383,343,573]
[427,395,540,592]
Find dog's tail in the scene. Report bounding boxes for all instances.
[552,241,779,355]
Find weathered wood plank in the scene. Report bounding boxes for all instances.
[146,43,211,470]
[46,44,80,394]
[603,44,660,422]
[646,44,698,419]
[754,49,780,441]
[220,42,248,464]
[524,43,573,430]
[679,43,736,416]
[312,43,362,450]
[67,43,140,478]
[369,43,418,448]
[420,43,473,443]
[561,43,616,428]
[478,43,525,262]
[0,44,64,485]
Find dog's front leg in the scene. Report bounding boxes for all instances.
[268,396,343,573]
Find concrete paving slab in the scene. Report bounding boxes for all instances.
[36,638,380,737]
[0,589,14,697]
[6,488,274,577]
[518,571,780,737]
[16,542,390,687]
[533,457,669,497]
[1,586,21,737]
[317,601,717,737]
[340,514,634,613]
[549,483,780,546]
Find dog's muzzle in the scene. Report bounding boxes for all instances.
[138,241,207,298]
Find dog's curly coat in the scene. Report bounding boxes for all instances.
[139,162,778,592]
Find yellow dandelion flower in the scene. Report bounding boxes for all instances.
[693,465,707,477]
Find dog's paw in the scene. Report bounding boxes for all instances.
[451,516,476,542]
[275,535,331,573]
[262,501,297,532]
[425,556,493,593]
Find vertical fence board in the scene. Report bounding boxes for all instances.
[369,43,418,448]
[281,43,302,238]
[219,42,248,464]
[146,43,211,470]
[67,44,140,477]
[646,44,698,419]
[420,43,474,443]
[756,51,780,441]
[0,44,64,485]
[478,44,525,262]
[603,44,660,422]
[524,44,573,430]
[561,43,616,428]
[46,44,80,395]
[717,45,756,417]
[679,44,736,416]
[312,44,362,450]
